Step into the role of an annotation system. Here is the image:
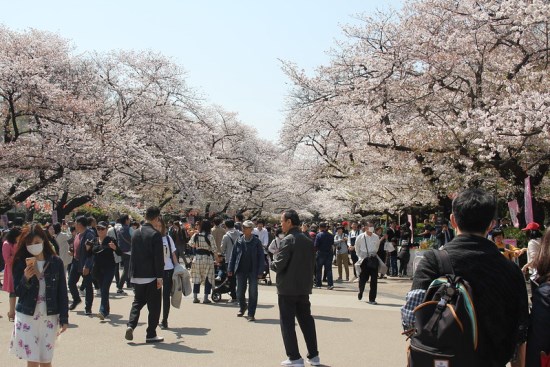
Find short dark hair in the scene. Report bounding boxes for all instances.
[75,216,88,227]
[145,207,161,221]
[452,188,496,234]
[87,217,96,226]
[118,214,130,224]
[213,217,223,226]
[5,227,22,244]
[235,213,244,222]
[224,219,235,229]
[256,219,265,225]
[282,210,300,226]
[53,223,62,235]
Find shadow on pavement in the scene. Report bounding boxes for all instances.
[169,327,210,338]
[128,341,213,354]
[314,315,352,323]
[374,303,403,308]
[253,318,280,325]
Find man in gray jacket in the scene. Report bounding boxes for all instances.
[220,219,241,302]
[271,210,320,367]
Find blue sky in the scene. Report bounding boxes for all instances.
[1,0,402,141]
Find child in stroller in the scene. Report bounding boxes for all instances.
[212,262,232,302]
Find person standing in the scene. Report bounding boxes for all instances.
[333,226,349,281]
[227,220,264,321]
[53,223,71,274]
[313,223,334,290]
[159,218,178,330]
[189,220,217,304]
[10,224,69,366]
[271,210,319,367]
[125,207,164,343]
[211,217,226,256]
[401,188,528,366]
[355,222,380,304]
[92,221,122,320]
[3,227,22,322]
[253,219,269,253]
[347,222,361,280]
[220,219,241,302]
[67,216,95,314]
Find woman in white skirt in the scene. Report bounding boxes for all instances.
[10,223,69,367]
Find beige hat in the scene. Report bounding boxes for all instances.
[242,220,255,228]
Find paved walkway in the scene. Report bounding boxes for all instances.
[0,271,411,367]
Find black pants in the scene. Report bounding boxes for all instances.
[127,280,161,338]
[118,253,131,290]
[68,260,93,310]
[278,294,318,361]
[162,269,174,324]
[350,250,359,276]
[359,260,378,302]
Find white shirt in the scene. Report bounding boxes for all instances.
[163,235,177,271]
[355,232,380,260]
[253,227,269,247]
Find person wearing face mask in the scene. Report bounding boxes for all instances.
[10,224,69,367]
[355,222,380,304]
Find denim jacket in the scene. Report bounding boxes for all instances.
[13,255,69,325]
[228,235,264,277]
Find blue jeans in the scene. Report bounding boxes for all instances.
[315,252,333,287]
[236,272,258,317]
[68,260,93,310]
[97,265,116,316]
[390,252,398,276]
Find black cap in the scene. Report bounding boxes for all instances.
[97,221,109,229]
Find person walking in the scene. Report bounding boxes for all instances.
[313,223,334,290]
[220,219,241,302]
[228,220,264,322]
[92,221,122,320]
[67,216,95,314]
[116,215,133,295]
[125,207,164,343]
[10,224,69,367]
[3,227,22,322]
[355,222,380,304]
[526,228,550,367]
[271,210,320,367]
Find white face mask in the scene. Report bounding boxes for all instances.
[27,242,44,256]
[368,227,375,233]
[278,234,285,239]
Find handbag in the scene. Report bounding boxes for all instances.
[365,237,378,271]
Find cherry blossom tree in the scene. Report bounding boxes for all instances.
[281,0,550,219]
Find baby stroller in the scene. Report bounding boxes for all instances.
[212,263,231,302]
[259,253,272,285]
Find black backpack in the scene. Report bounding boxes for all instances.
[407,249,479,367]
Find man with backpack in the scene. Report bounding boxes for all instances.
[401,188,528,367]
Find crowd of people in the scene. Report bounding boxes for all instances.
[0,188,549,366]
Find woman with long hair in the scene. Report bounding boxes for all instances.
[189,220,216,304]
[3,226,22,321]
[9,224,69,367]
[526,229,550,367]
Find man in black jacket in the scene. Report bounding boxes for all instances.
[401,188,528,366]
[271,210,320,367]
[125,207,165,343]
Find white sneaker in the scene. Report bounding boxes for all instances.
[307,355,321,366]
[281,358,304,367]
